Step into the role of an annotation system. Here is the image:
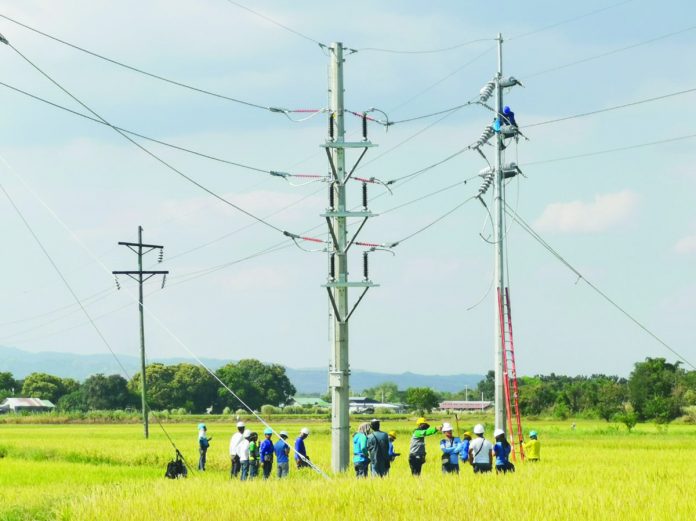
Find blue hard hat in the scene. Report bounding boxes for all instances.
[264,428,273,435]
[198,423,206,430]
[503,105,511,113]
[529,430,538,437]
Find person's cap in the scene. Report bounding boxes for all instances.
[243,429,251,439]
[473,423,485,434]
[441,422,453,432]
[197,423,206,430]
[388,431,397,438]
[416,417,426,425]
[493,428,505,438]
[264,428,273,435]
[279,430,289,438]
[503,105,511,113]
[529,430,538,437]
[463,431,472,438]
[301,427,310,435]
[236,421,245,428]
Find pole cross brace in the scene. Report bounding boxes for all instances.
[324,285,374,323]
[322,212,376,252]
[321,142,377,184]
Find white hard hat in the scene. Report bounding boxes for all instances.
[301,427,310,435]
[236,421,245,428]
[473,423,485,434]
[441,422,453,432]
[243,429,251,439]
[493,428,505,438]
[279,430,289,438]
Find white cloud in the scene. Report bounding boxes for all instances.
[534,190,640,233]
[674,234,696,254]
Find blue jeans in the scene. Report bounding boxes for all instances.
[240,460,250,481]
[354,461,369,478]
[198,449,207,471]
[249,460,259,479]
[277,462,289,478]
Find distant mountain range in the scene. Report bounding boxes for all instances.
[0,346,483,394]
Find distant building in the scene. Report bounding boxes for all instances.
[349,397,406,414]
[0,397,55,414]
[289,397,331,408]
[439,400,492,413]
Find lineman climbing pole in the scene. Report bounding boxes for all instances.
[322,42,378,473]
[112,226,168,439]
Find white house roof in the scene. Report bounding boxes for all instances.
[0,397,55,408]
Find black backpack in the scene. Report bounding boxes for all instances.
[165,451,188,479]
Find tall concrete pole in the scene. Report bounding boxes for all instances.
[328,41,350,472]
[137,225,148,439]
[493,33,506,431]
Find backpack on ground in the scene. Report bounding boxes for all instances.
[165,450,188,479]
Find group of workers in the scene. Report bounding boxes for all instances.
[196,418,540,479]
[197,421,312,480]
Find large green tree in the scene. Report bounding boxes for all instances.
[83,374,134,410]
[215,359,296,411]
[628,358,683,422]
[361,382,401,403]
[21,373,74,403]
[405,387,441,414]
[170,364,218,413]
[128,363,176,411]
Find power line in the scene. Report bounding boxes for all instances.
[223,0,326,48]
[385,101,479,126]
[5,42,288,235]
[505,204,695,370]
[524,86,696,128]
[523,132,696,166]
[354,38,492,55]
[508,0,636,41]
[0,13,300,113]
[523,24,696,80]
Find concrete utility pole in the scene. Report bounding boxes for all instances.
[493,33,506,432]
[322,42,377,473]
[112,226,168,439]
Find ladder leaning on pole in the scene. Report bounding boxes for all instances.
[497,287,525,461]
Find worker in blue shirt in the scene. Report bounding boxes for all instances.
[493,428,515,474]
[274,431,291,478]
[259,428,274,480]
[502,105,517,127]
[294,427,310,469]
[459,431,472,466]
[197,423,211,471]
[388,431,400,462]
[353,422,371,477]
[439,423,462,474]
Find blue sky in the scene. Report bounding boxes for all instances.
[0,0,695,377]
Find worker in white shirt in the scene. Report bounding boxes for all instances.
[237,429,252,481]
[229,421,246,478]
[468,423,494,473]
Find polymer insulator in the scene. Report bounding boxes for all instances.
[477,125,495,147]
[330,253,336,280]
[362,251,369,280]
[362,182,368,209]
[362,113,368,140]
[158,249,164,263]
[161,274,167,289]
[114,276,121,291]
[329,182,335,209]
[328,113,334,140]
[478,173,494,196]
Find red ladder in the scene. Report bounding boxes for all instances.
[497,287,525,461]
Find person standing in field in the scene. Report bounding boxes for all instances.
[523,430,540,462]
[459,431,472,467]
[229,420,246,478]
[295,427,311,469]
[237,429,252,481]
[408,417,440,476]
[468,423,494,473]
[439,422,461,474]
[493,428,515,474]
[197,423,212,471]
[259,428,274,480]
[353,422,371,478]
[274,430,291,478]
[367,419,391,477]
[248,432,260,479]
[388,431,400,463]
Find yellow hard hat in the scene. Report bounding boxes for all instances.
[416,417,426,425]
[388,431,397,438]
[463,431,473,438]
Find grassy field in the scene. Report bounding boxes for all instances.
[1,418,695,521]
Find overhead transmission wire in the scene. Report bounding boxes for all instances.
[505,204,696,371]
[523,24,696,80]
[0,13,316,116]
[222,0,326,48]
[354,38,493,55]
[0,152,329,478]
[4,41,292,237]
[0,169,191,468]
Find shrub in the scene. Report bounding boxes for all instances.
[260,405,281,415]
[222,407,232,415]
